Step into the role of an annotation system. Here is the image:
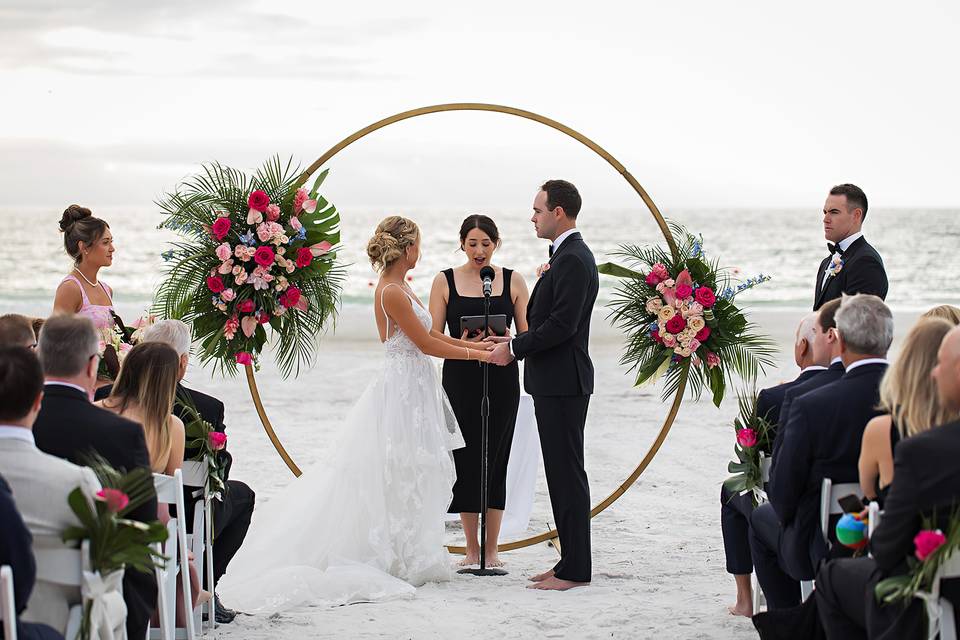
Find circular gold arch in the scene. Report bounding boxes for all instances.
[245,103,689,553]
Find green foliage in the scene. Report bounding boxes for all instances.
[178,391,227,498]
[722,391,775,506]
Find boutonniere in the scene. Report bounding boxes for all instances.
[536,263,551,278]
[827,254,844,278]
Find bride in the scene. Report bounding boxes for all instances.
[219,216,496,613]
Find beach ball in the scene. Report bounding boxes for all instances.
[836,513,868,550]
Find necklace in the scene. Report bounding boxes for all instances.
[73,267,99,287]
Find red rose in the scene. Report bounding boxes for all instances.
[695,326,711,342]
[694,286,716,308]
[736,428,757,448]
[257,310,271,324]
[247,190,270,212]
[665,315,686,334]
[211,217,231,240]
[281,286,301,308]
[253,245,275,267]
[675,284,693,299]
[237,299,255,314]
[206,276,225,293]
[645,272,661,286]
[295,247,312,268]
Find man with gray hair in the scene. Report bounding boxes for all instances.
[31,315,158,639]
[750,294,892,611]
[143,319,254,624]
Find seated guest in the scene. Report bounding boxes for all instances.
[143,319,254,624]
[0,474,64,640]
[30,317,45,341]
[923,304,960,324]
[859,318,956,505]
[97,342,206,621]
[722,312,828,617]
[816,325,960,639]
[32,315,158,640]
[0,346,100,635]
[751,294,893,610]
[0,314,37,349]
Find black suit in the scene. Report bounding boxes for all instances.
[720,367,825,576]
[512,231,598,582]
[751,362,886,609]
[0,475,63,640]
[32,384,157,640]
[816,420,960,639]
[813,236,888,311]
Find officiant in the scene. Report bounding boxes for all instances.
[813,183,888,310]
[428,215,529,568]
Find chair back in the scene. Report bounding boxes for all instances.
[179,461,206,490]
[1,565,16,640]
[868,501,881,539]
[820,478,862,541]
[760,453,772,484]
[150,469,196,640]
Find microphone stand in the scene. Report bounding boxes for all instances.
[458,275,507,577]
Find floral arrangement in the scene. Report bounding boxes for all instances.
[96,314,156,380]
[598,223,776,406]
[722,393,774,505]
[154,157,344,377]
[178,395,228,499]
[63,456,168,640]
[875,508,960,632]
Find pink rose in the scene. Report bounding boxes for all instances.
[220,288,236,302]
[247,190,270,212]
[237,299,255,314]
[293,188,308,213]
[665,315,686,334]
[662,334,677,348]
[675,283,693,299]
[914,530,947,561]
[265,204,281,222]
[215,242,232,261]
[695,286,717,308]
[696,326,711,342]
[235,352,253,366]
[737,428,757,448]
[95,488,130,514]
[217,260,234,275]
[310,241,332,257]
[688,338,701,352]
[211,217,231,240]
[208,432,228,451]
[253,245,275,267]
[206,276,225,293]
[296,247,313,268]
[706,352,720,369]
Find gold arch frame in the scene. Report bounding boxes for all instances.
[244,103,688,553]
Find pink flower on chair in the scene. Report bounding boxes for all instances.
[914,530,947,561]
[208,432,228,451]
[736,428,757,448]
[96,488,130,513]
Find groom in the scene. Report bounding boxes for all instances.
[489,179,598,590]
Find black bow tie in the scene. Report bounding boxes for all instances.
[548,244,555,258]
[827,243,845,256]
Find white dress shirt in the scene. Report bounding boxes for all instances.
[550,228,579,255]
[0,425,35,445]
[844,357,889,373]
[799,365,827,375]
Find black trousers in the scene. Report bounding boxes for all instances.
[749,503,801,609]
[533,394,591,582]
[814,557,875,640]
[212,480,256,585]
[720,485,755,575]
[123,568,158,640]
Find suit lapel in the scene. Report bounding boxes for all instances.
[814,255,833,309]
[529,233,582,311]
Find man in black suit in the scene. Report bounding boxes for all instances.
[32,315,157,640]
[488,179,598,590]
[722,312,829,616]
[813,184,888,311]
[750,294,893,609]
[815,325,960,639]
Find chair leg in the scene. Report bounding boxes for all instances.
[800,580,814,601]
[751,572,763,613]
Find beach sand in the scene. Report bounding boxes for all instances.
[182,306,923,639]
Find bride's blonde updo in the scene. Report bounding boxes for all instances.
[366,216,419,272]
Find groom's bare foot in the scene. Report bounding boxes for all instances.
[527,576,589,591]
[528,569,554,582]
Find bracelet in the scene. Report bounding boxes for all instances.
[464,346,470,360]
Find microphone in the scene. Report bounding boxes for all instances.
[480,266,495,297]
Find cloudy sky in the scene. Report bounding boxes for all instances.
[2,0,958,210]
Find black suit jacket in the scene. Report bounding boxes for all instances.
[769,361,887,579]
[813,236,888,310]
[33,383,157,639]
[756,367,825,430]
[867,419,960,638]
[512,232,599,397]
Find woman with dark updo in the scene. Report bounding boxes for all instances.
[429,214,529,567]
[52,204,116,326]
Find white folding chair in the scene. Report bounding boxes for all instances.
[149,469,196,640]
[867,501,881,539]
[801,478,863,600]
[180,459,215,635]
[1,565,17,640]
[33,540,89,640]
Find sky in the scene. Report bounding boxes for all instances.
[1,0,958,211]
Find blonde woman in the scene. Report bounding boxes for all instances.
[219,216,498,614]
[859,318,957,503]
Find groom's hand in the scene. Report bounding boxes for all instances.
[487,342,514,366]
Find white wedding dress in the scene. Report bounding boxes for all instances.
[219,285,464,613]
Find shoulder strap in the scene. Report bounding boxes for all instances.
[443,268,457,298]
[100,280,113,303]
[61,274,90,305]
[380,283,413,338]
[501,268,513,299]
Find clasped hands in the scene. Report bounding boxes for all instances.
[460,329,515,366]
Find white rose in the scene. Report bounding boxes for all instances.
[645,297,663,313]
[688,316,706,333]
[658,306,676,322]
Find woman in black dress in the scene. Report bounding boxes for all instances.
[429,214,529,567]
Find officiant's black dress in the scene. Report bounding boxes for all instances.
[442,267,521,513]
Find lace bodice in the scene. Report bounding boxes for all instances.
[382,285,431,359]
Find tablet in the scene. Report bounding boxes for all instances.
[459,314,508,337]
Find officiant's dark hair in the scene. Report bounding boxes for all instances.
[541,180,581,218]
[459,215,500,248]
[829,183,868,221]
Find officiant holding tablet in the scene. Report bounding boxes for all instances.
[429,214,529,567]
